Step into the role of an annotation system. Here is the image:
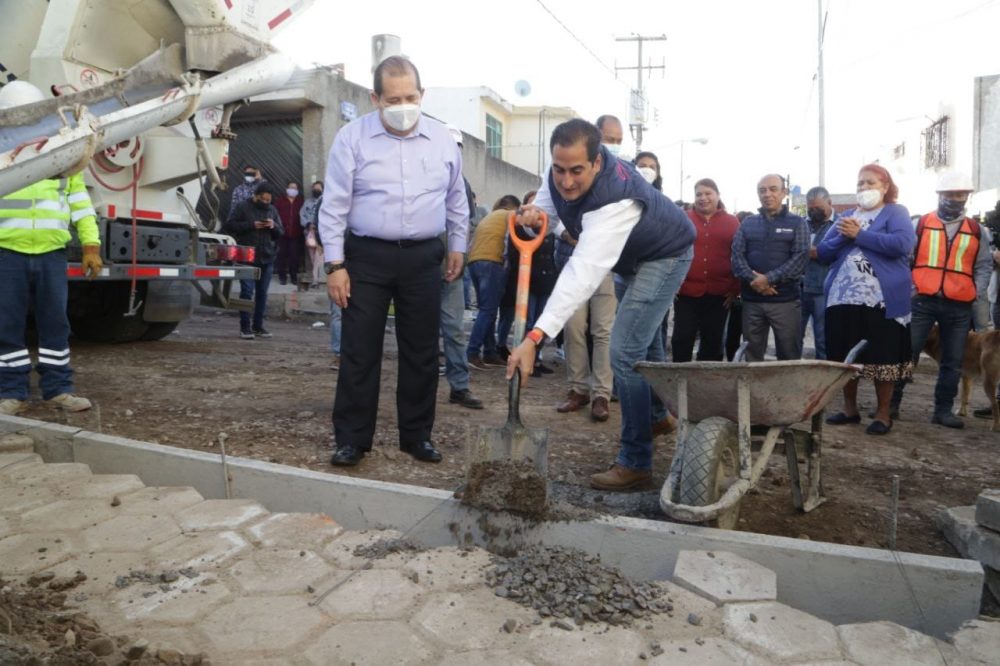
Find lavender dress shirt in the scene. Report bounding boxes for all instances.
[318,111,469,263]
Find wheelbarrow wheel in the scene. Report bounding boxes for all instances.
[678,416,741,529]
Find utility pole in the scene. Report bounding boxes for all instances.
[615,34,666,151]
[817,0,827,186]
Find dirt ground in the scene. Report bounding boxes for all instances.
[18,308,1000,559]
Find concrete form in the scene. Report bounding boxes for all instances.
[0,414,985,639]
[976,489,1000,534]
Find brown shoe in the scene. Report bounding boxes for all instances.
[590,464,652,491]
[556,390,590,413]
[591,397,610,422]
[652,414,678,436]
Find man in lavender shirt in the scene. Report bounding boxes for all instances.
[318,56,469,467]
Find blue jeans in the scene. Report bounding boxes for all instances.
[0,248,74,400]
[463,269,475,308]
[239,262,273,332]
[440,276,469,392]
[909,295,972,416]
[613,273,668,419]
[612,249,692,471]
[467,261,506,359]
[801,291,827,360]
[329,300,342,353]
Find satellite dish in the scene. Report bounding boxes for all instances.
[514,80,532,97]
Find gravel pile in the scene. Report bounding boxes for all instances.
[485,546,673,627]
[352,536,421,560]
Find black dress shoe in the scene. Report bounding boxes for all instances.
[400,440,442,463]
[449,389,483,409]
[330,443,365,466]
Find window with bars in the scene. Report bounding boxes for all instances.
[922,116,949,169]
[485,114,503,159]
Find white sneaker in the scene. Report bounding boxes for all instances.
[46,393,92,412]
[0,399,26,416]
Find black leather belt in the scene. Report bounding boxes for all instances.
[349,232,437,248]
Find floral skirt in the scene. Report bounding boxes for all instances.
[826,304,913,382]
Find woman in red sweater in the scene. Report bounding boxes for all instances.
[671,178,741,361]
[274,180,304,287]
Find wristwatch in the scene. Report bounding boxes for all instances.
[324,262,346,275]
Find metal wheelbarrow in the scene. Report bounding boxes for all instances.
[635,341,865,529]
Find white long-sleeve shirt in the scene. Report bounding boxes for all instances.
[529,179,643,338]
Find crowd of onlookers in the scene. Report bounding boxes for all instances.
[223,114,1000,441]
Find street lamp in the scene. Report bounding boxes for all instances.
[678,137,709,201]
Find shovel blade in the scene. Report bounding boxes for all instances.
[468,422,548,478]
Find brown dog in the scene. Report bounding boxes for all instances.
[924,325,1000,430]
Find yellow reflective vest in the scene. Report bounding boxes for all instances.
[0,173,100,254]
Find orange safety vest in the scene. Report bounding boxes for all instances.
[912,212,980,302]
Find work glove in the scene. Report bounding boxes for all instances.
[82,244,103,280]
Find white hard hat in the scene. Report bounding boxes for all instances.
[444,124,463,146]
[0,81,46,110]
[936,171,974,193]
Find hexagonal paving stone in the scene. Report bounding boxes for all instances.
[0,434,34,453]
[60,474,145,499]
[21,498,122,532]
[412,587,534,652]
[437,651,534,666]
[951,619,1000,664]
[149,530,249,570]
[113,574,231,624]
[643,580,723,640]
[321,529,417,570]
[0,483,61,515]
[521,623,648,665]
[201,595,328,654]
[81,513,182,552]
[175,499,268,531]
[0,462,91,484]
[303,620,435,665]
[246,512,343,550]
[673,550,777,605]
[229,548,335,595]
[37,550,150,597]
[401,546,491,592]
[649,637,774,665]
[320,568,424,621]
[0,452,41,468]
[0,532,79,574]
[837,621,947,665]
[114,486,204,516]
[723,601,842,663]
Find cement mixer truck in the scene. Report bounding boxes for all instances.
[0,0,314,341]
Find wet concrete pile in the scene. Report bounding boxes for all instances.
[461,459,548,516]
[485,545,673,627]
[352,536,422,561]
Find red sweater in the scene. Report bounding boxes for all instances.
[678,208,741,298]
[275,196,303,238]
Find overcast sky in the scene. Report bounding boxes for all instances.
[275,0,1000,212]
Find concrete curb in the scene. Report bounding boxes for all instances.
[1,414,982,638]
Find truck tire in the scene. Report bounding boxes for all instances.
[678,416,742,529]
[139,322,180,341]
[68,282,150,343]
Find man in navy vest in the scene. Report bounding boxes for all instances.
[507,119,696,491]
[730,174,809,361]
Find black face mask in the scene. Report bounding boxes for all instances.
[807,207,827,224]
[937,197,966,220]
[254,200,269,210]
[312,188,323,198]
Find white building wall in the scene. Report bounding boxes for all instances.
[421,87,485,140]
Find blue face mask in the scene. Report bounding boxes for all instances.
[602,143,621,157]
[937,196,966,220]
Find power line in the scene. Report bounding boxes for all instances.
[534,0,617,76]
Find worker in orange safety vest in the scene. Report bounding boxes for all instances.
[892,172,993,428]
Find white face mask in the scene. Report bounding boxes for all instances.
[603,143,622,157]
[856,189,883,210]
[637,167,657,184]
[381,103,421,132]
[244,175,255,184]
[286,188,299,198]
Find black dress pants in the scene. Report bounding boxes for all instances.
[671,294,728,362]
[333,234,445,448]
